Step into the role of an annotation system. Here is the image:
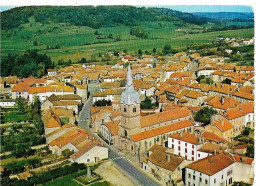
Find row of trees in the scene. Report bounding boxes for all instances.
[1,50,54,78]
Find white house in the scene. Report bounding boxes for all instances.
[70,144,108,163]
[185,153,235,186]
[168,132,202,161]
[0,99,15,107]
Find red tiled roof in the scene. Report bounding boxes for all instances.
[202,131,228,143]
[12,82,32,92]
[169,132,199,145]
[131,120,193,142]
[211,119,234,132]
[140,107,192,128]
[186,153,234,176]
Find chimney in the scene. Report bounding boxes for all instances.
[220,96,224,105]
[208,159,213,163]
[214,149,217,155]
[180,132,183,138]
[166,153,170,162]
[220,120,224,125]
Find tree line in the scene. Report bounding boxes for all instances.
[1,50,54,78]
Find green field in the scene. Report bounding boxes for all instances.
[1,19,254,63]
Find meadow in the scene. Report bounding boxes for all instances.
[1,19,254,63]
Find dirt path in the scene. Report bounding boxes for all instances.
[94,160,134,186]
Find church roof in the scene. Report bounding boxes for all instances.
[120,65,140,105]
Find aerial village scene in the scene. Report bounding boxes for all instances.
[0,4,255,186]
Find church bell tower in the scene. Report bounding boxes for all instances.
[118,65,141,149]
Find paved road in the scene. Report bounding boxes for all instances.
[78,96,160,186]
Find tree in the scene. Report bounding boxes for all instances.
[194,107,217,125]
[140,97,157,109]
[108,33,113,39]
[12,143,34,158]
[123,49,127,53]
[80,57,87,63]
[222,78,231,85]
[138,49,142,58]
[61,149,74,158]
[15,98,28,114]
[153,48,156,54]
[162,44,174,55]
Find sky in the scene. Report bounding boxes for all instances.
[0,5,254,13]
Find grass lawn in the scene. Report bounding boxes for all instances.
[1,111,29,123]
[42,170,87,186]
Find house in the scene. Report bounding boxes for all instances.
[205,115,234,142]
[197,142,223,160]
[185,153,235,186]
[232,155,254,184]
[142,145,189,185]
[100,120,120,145]
[168,132,201,161]
[70,140,108,163]
[28,86,75,102]
[11,81,32,100]
[224,101,254,130]
[0,99,15,107]
[42,111,62,135]
[47,69,58,76]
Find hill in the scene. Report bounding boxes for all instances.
[192,12,254,21]
[1,6,254,64]
[1,6,210,30]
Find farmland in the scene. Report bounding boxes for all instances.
[1,17,254,63]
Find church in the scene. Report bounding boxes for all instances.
[117,65,195,156]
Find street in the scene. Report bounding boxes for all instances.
[78,95,160,186]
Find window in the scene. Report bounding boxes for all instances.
[229,177,233,184]
[188,173,191,178]
[193,175,195,180]
[185,143,187,146]
[178,141,180,144]
[214,179,216,183]
[124,130,127,137]
[222,175,223,179]
[192,157,194,161]
[178,152,180,156]
[199,177,202,182]
[178,146,180,151]
[185,155,187,160]
[185,148,187,153]
[171,144,174,149]
[205,179,208,184]
[192,150,194,155]
[124,107,127,112]
[133,107,136,112]
[198,153,200,157]
[192,145,194,148]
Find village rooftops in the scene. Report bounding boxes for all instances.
[140,107,192,128]
[103,120,120,136]
[169,132,200,145]
[197,142,222,154]
[201,131,228,144]
[147,151,185,172]
[131,120,193,142]
[12,81,32,92]
[211,118,234,132]
[186,153,235,176]
[29,86,74,94]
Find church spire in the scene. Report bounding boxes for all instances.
[120,64,140,105]
[126,65,134,91]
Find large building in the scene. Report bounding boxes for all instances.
[117,65,195,155]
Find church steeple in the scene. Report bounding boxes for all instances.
[126,65,134,91]
[120,65,140,105]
